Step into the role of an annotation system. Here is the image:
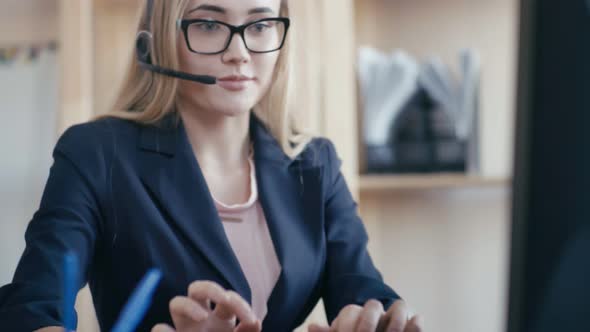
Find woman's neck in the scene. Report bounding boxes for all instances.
[179,108,251,174]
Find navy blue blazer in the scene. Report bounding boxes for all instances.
[0,113,400,331]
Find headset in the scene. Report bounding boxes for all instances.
[135,0,217,85]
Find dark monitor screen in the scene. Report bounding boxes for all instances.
[507,0,590,331]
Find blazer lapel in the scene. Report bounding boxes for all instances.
[137,114,251,302]
[250,116,325,328]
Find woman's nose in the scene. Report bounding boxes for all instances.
[222,34,251,64]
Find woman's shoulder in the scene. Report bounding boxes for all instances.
[59,116,136,141]
[57,116,139,149]
[294,136,340,169]
[54,116,140,166]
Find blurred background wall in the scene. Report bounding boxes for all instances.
[0,0,517,331]
[0,0,59,285]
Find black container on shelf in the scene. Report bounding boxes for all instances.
[365,89,467,174]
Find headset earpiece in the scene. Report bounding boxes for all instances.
[136,30,153,64]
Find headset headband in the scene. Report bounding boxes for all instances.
[144,0,154,32]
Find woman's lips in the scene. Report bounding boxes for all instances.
[217,76,255,92]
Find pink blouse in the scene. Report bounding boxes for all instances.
[212,156,281,321]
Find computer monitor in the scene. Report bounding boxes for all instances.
[507,0,590,331]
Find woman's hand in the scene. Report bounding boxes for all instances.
[151,281,261,332]
[308,299,423,332]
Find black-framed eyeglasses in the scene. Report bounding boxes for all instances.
[177,17,290,55]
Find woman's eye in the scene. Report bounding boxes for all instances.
[196,22,220,31]
[249,23,272,33]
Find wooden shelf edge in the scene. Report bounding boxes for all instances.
[359,174,510,192]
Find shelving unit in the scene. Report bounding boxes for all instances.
[352,0,518,182]
[349,1,517,332]
[359,174,509,192]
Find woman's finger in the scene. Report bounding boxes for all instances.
[384,300,408,332]
[234,319,262,332]
[151,323,176,332]
[355,299,384,332]
[169,295,208,329]
[187,281,228,312]
[334,304,364,332]
[403,315,424,332]
[308,323,330,332]
[213,290,258,324]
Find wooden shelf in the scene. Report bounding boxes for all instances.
[359,173,509,192]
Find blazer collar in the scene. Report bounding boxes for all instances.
[138,112,293,166]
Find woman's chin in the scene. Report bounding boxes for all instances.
[210,95,258,117]
[211,104,253,117]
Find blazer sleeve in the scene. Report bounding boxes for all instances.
[320,139,402,323]
[0,123,109,332]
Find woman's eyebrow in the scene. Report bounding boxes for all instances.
[248,7,275,15]
[188,4,225,14]
[188,4,275,15]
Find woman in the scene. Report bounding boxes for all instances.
[0,0,423,331]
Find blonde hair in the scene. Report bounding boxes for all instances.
[99,0,310,158]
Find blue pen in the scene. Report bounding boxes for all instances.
[110,269,162,332]
[63,252,78,332]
